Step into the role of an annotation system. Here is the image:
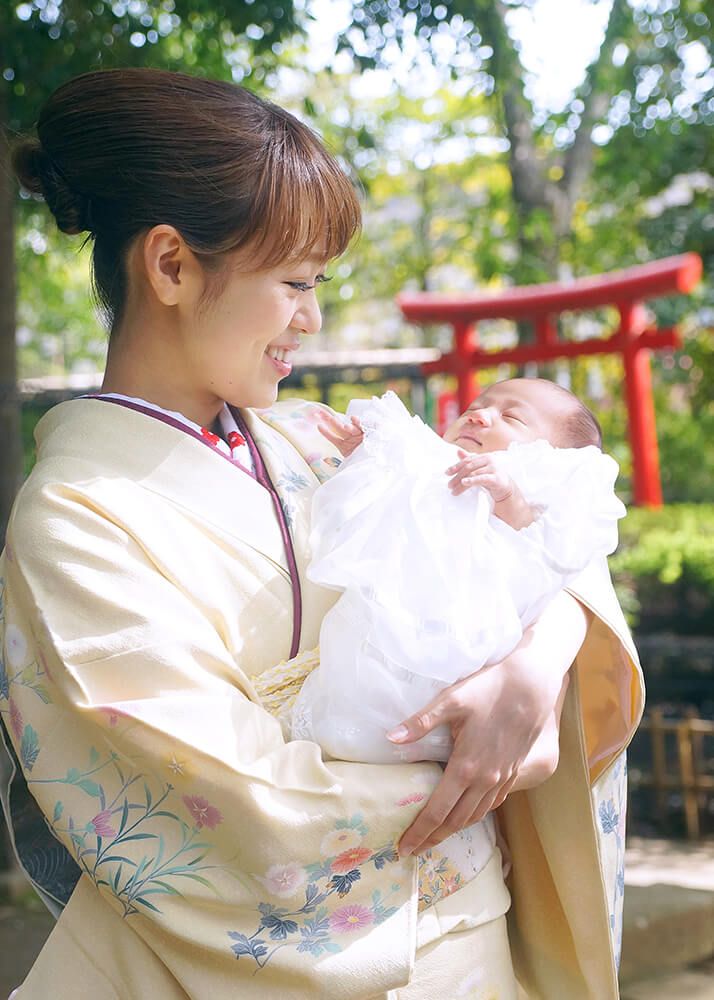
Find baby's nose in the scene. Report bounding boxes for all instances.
[468,408,491,426]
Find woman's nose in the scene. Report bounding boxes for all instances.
[294,291,322,336]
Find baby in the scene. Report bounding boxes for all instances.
[290,377,625,767]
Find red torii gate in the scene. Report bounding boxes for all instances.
[397,253,702,508]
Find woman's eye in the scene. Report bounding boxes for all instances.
[285,274,332,292]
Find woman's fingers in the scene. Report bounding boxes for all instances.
[386,688,452,746]
[398,761,469,856]
[400,764,519,857]
[391,689,498,856]
[464,772,517,825]
[398,755,515,856]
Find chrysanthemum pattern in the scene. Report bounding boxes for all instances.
[228,813,403,969]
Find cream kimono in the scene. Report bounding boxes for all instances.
[0,396,643,999]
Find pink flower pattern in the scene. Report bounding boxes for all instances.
[228,818,402,970]
[90,810,117,839]
[329,904,374,933]
[97,706,127,728]
[182,794,223,830]
[396,792,426,806]
[9,699,23,741]
[260,863,306,898]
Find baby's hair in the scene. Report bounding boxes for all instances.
[12,68,361,333]
[559,398,603,449]
[545,382,603,450]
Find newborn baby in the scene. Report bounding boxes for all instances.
[291,377,626,765]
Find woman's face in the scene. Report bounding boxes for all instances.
[177,251,327,415]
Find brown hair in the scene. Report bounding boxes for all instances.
[13,68,361,330]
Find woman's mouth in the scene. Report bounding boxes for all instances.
[265,346,293,376]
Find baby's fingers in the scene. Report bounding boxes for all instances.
[319,409,349,430]
[450,472,500,496]
[445,454,490,475]
[317,422,348,446]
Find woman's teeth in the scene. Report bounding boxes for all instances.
[267,348,290,362]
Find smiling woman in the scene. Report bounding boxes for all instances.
[13,69,360,334]
[1,67,642,1000]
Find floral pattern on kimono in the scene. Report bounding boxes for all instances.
[258,401,343,483]
[0,571,426,974]
[592,750,628,965]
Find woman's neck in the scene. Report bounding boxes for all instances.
[102,323,223,428]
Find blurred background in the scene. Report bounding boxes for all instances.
[1,0,713,995]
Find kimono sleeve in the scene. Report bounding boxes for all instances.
[0,486,438,999]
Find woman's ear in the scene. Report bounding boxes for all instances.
[141,225,204,308]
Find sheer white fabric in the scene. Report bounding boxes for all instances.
[292,391,625,764]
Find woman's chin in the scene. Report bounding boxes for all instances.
[237,383,280,411]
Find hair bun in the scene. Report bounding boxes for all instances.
[12,139,91,235]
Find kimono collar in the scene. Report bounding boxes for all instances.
[76,393,302,658]
[84,393,255,473]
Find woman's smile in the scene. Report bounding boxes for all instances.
[265,341,300,377]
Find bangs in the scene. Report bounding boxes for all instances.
[242,114,362,269]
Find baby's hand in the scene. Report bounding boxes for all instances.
[446,451,536,529]
[317,410,364,457]
[446,451,514,502]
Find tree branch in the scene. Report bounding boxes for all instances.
[561,0,631,211]
[477,0,549,214]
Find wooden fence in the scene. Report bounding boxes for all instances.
[629,709,714,839]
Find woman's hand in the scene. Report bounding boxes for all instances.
[391,590,590,857]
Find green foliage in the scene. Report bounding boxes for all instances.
[16,215,101,376]
[610,504,714,634]
[2,0,299,133]
[20,403,44,478]
[6,0,714,507]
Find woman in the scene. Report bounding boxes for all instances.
[0,68,642,998]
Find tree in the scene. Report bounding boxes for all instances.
[4,1,713,530]
[338,0,713,281]
[0,0,299,538]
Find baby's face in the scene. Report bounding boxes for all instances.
[443,379,563,453]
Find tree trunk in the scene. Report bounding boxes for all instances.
[0,82,22,544]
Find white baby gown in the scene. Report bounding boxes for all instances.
[292,391,626,764]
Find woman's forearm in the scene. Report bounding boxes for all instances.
[502,592,590,792]
[501,589,591,702]
[510,673,570,790]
